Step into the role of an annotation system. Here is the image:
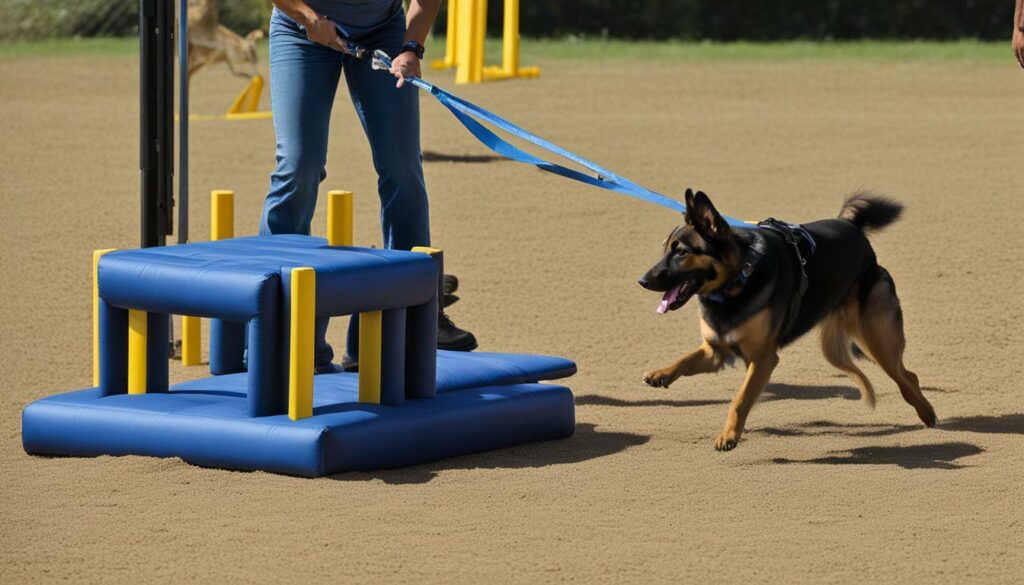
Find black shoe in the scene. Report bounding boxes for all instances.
[438,311,477,351]
[443,293,459,308]
[443,274,458,295]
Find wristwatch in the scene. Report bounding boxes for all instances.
[399,40,425,60]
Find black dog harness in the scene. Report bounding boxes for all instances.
[706,218,817,336]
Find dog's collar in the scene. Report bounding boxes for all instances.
[705,232,767,303]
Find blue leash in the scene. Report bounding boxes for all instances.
[371,51,747,227]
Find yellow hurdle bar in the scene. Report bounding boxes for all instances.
[127,309,148,394]
[92,249,116,386]
[327,190,354,247]
[432,0,460,69]
[288,268,316,420]
[358,310,383,404]
[211,189,235,240]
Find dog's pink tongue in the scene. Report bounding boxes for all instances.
[657,282,685,314]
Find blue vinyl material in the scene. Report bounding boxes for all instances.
[96,235,440,416]
[29,234,579,475]
[99,235,437,319]
[170,350,577,397]
[23,350,577,475]
[22,384,574,476]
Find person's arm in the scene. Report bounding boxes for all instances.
[1014,0,1024,68]
[272,0,348,52]
[390,0,442,87]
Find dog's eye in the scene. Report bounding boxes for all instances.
[674,248,688,258]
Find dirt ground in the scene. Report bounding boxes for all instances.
[1,51,1022,584]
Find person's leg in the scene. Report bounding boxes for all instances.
[341,15,430,362]
[342,43,431,251]
[262,10,343,368]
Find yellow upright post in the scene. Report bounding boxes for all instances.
[482,0,539,80]
[432,0,460,69]
[455,0,485,84]
[288,267,316,420]
[181,316,201,366]
[211,190,235,240]
[127,309,148,394]
[358,310,383,404]
[180,189,234,367]
[92,249,116,386]
[327,190,354,247]
[501,0,519,76]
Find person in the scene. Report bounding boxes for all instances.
[263,0,478,374]
[1015,0,1024,68]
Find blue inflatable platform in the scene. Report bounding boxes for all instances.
[22,235,577,477]
[23,351,576,476]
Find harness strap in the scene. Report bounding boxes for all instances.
[757,218,815,336]
[704,220,815,337]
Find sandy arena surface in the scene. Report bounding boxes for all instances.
[1,51,1022,583]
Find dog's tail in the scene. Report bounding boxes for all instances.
[839,192,903,233]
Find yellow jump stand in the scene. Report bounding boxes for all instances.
[436,0,539,84]
[189,75,273,121]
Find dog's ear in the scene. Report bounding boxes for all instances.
[689,191,731,243]
[246,30,265,43]
[683,188,696,225]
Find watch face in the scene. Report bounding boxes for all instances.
[406,42,424,59]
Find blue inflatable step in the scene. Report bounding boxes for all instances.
[23,382,575,476]
[171,350,577,397]
[22,350,578,476]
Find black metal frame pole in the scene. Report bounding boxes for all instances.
[178,0,189,244]
[140,0,175,248]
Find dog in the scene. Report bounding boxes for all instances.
[638,189,936,451]
[187,0,264,81]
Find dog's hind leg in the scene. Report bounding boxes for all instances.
[642,342,725,388]
[820,300,876,408]
[855,268,936,427]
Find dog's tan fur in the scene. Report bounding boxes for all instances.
[187,0,264,81]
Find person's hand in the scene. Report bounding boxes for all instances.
[1014,27,1024,69]
[390,51,421,88]
[303,14,347,53]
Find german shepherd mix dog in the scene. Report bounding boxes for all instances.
[638,189,936,451]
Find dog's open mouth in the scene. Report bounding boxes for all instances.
[656,279,702,314]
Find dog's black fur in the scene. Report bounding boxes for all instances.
[638,190,935,450]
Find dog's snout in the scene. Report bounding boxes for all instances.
[638,275,653,290]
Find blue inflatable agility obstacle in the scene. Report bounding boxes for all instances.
[22,236,575,476]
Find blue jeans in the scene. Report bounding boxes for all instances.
[260,8,430,367]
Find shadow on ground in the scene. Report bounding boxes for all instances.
[575,394,728,408]
[422,150,504,164]
[772,442,984,470]
[574,382,863,409]
[330,423,649,485]
[755,413,1024,438]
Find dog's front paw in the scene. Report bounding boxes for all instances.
[714,429,739,451]
[642,369,676,388]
